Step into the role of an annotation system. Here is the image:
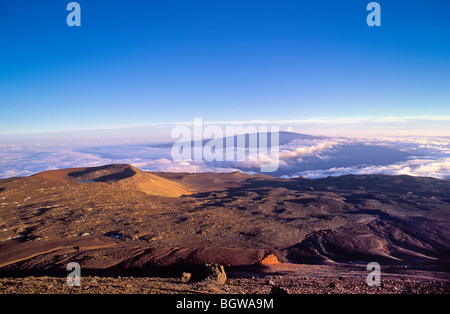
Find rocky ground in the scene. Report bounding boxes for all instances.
[1,165,449,295]
[0,275,448,294]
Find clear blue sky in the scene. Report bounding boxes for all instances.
[1,0,449,133]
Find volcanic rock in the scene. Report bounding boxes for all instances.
[180,272,192,283]
[260,253,280,265]
[192,264,227,285]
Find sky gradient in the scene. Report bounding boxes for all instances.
[1,0,449,136]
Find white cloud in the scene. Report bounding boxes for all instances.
[1,135,449,180]
[285,157,450,180]
[278,140,339,160]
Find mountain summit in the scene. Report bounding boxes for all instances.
[33,164,191,198]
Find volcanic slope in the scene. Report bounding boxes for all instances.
[0,164,449,277]
[33,164,191,198]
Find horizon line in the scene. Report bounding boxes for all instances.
[1,115,450,135]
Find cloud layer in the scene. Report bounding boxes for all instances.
[1,135,449,180]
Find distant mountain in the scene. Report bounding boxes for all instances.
[150,131,325,149]
[148,132,414,177]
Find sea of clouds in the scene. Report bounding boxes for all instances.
[1,135,450,180]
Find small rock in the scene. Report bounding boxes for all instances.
[260,253,280,265]
[193,264,227,285]
[328,282,339,288]
[181,272,192,283]
[271,285,289,294]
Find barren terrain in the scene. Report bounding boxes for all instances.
[0,164,449,293]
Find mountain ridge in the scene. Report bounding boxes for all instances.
[149,131,325,148]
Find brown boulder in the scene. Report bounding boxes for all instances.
[180,272,192,283]
[192,264,227,285]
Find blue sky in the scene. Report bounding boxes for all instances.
[1,0,449,135]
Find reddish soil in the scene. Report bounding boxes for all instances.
[0,164,449,294]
